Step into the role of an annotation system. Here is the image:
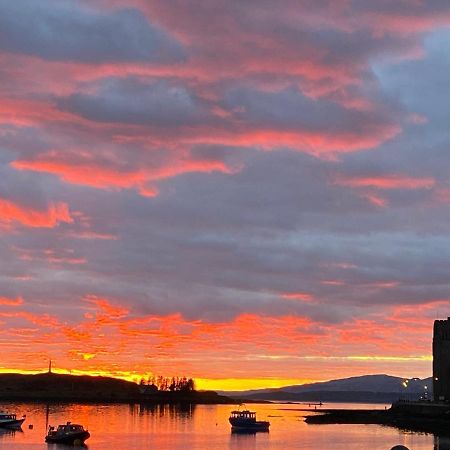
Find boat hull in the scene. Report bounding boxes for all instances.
[229,419,270,432]
[0,418,25,429]
[45,430,90,445]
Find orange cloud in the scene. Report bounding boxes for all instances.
[336,175,435,190]
[0,296,436,386]
[12,246,86,266]
[0,197,73,228]
[389,300,450,331]
[84,295,130,320]
[280,292,314,302]
[0,296,24,306]
[12,158,148,191]
[11,154,233,195]
[0,310,60,329]
[180,125,401,156]
[0,97,98,128]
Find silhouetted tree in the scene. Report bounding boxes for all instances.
[147,375,196,392]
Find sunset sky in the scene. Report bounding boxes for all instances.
[1,0,450,390]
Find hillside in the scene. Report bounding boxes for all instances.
[0,372,235,404]
[221,374,433,403]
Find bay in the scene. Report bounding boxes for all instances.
[0,402,442,449]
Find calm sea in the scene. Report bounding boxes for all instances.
[0,401,446,449]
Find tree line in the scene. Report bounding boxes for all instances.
[140,376,195,392]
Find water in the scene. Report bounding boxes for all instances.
[0,401,444,449]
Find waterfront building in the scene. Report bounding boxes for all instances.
[433,318,450,401]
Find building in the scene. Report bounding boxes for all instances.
[433,318,450,401]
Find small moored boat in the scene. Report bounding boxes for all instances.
[229,410,270,432]
[45,422,90,445]
[0,412,26,429]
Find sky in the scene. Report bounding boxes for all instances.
[1,0,450,391]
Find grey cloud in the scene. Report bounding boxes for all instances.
[58,78,398,141]
[4,2,450,328]
[58,77,203,125]
[376,30,450,129]
[351,0,450,16]
[0,0,185,63]
[222,85,398,136]
[9,149,444,323]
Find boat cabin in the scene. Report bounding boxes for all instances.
[230,410,257,421]
[0,413,17,420]
[49,422,86,434]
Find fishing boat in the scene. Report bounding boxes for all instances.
[229,409,270,431]
[45,422,90,445]
[0,412,26,429]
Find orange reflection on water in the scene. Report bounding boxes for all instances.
[0,401,437,450]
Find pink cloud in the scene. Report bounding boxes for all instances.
[280,292,315,302]
[0,296,24,306]
[361,192,388,208]
[336,174,435,190]
[11,152,234,195]
[0,197,73,228]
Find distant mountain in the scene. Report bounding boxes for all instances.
[221,374,433,403]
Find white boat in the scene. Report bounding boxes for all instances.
[0,412,26,429]
[229,410,270,432]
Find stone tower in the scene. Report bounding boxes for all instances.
[433,318,450,401]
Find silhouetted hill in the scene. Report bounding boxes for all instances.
[0,373,236,404]
[220,374,433,403]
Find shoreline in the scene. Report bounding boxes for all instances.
[0,389,244,405]
[303,404,450,436]
[0,372,241,405]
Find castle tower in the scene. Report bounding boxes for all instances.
[433,318,450,401]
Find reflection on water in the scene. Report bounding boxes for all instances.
[230,430,259,450]
[0,427,22,440]
[231,429,269,434]
[0,401,442,449]
[47,445,88,450]
[138,402,195,418]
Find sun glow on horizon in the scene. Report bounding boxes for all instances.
[0,367,317,390]
[195,377,316,391]
[0,368,317,391]
[0,360,434,392]
[0,350,433,390]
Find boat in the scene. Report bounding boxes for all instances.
[45,422,90,445]
[229,409,270,432]
[0,412,26,429]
